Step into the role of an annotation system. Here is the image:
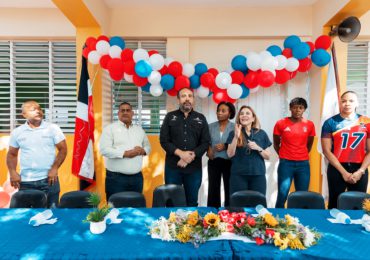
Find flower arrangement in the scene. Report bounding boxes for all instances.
[363,198,370,215]
[83,193,110,223]
[149,209,321,249]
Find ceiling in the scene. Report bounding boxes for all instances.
[0,0,318,8]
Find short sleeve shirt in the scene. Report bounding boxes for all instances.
[9,121,65,181]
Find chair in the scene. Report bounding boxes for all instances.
[108,191,146,208]
[287,191,325,209]
[59,191,93,208]
[229,190,267,208]
[10,190,47,208]
[152,184,187,207]
[338,191,370,210]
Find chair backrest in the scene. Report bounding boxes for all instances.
[108,191,146,208]
[338,191,370,210]
[10,190,47,208]
[59,191,92,208]
[229,190,267,208]
[287,191,325,209]
[152,184,187,207]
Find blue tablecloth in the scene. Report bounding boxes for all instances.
[0,207,232,260]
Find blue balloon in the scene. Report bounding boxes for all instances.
[311,49,331,67]
[135,60,152,78]
[194,63,208,76]
[284,35,301,49]
[292,42,310,60]
[189,74,200,89]
[240,84,250,99]
[141,83,151,93]
[160,74,175,90]
[109,36,125,49]
[231,55,248,73]
[266,45,282,56]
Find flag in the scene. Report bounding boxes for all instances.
[318,47,340,201]
[72,56,95,190]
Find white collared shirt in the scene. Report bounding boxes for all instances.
[9,120,66,181]
[99,121,151,174]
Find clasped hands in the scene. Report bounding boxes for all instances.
[177,150,195,168]
[123,146,146,158]
[342,169,364,184]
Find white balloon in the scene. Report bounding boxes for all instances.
[87,50,101,65]
[196,85,210,98]
[276,55,287,70]
[259,50,272,60]
[96,40,110,55]
[261,56,276,72]
[133,48,149,62]
[124,73,133,83]
[183,63,195,77]
[150,84,163,97]
[164,57,174,66]
[148,71,161,85]
[149,54,165,71]
[247,53,262,71]
[249,86,260,94]
[215,72,232,89]
[109,45,122,58]
[227,84,243,99]
[286,57,299,72]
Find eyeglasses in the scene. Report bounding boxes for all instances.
[119,109,132,113]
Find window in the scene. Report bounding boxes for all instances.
[111,40,167,134]
[0,41,77,133]
[347,41,370,115]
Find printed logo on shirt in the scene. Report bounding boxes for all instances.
[283,127,291,132]
[360,123,367,129]
[193,117,203,124]
[303,126,307,133]
[171,115,177,121]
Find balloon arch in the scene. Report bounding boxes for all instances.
[83,35,331,104]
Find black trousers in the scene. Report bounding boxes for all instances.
[327,163,368,209]
[207,158,231,207]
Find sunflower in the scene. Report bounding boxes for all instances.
[187,211,199,226]
[264,213,279,227]
[288,237,306,250]
[204,213,220,227]
[363,198,370,215]
[176,224,192,243]
[273,232,289,250]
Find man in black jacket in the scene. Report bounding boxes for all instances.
[160,87,210,206]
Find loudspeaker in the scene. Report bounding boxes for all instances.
[329,16,361,42]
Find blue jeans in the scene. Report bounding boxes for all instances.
[165,165,202,207]
[105,170,143,200]
[20,178,60,208]
[275,159,310,208]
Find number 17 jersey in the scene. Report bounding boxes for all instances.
[321,114,370,163]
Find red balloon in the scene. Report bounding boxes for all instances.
[212,90,229,104]
[282,48,293,58]
[275,69,290,84]
[85,37,97,50]
[97,35,110,42]
[99,55,111,69]
[158,65,168,75]
[208,68,219,78]
[306,41,315,54]
[175,76,190,91]
[231,71,244,84]
[123,60,135,75]
[167,88,178,96]
[121,49,133,62]
[258,71,275,88]
[108,58,124,81]
[315,35,331,50]
[298,57,312,72]
[133,73,148,87]
[82,47,91,59]
[243,71,259,88]
[168,61,183,77]
[0,191,10,208]
[200,72,215,88]
[148,50,159,56]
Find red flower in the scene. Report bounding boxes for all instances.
[235,218,246,228]
[265,229,275,237]
[226,223,234,233]
[203,219,208,228]
[255,237,265,245]
[247,216,256,227]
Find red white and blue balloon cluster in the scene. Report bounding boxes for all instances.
[83,35,332,103]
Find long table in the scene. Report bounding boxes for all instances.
[0,207,369,259]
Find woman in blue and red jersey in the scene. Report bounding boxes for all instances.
[274,97,316,208]
[321,91,370,209]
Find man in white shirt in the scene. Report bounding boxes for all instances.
[99,102,151,200]
[7,100,67,208]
